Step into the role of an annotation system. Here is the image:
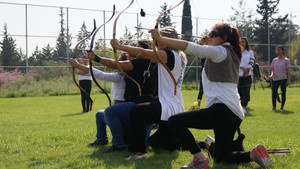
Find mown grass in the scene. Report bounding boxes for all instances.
[0,88,299,169]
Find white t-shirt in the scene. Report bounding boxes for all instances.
[78,74,92,81]
[185,42,244,120]
[158,50,186,121]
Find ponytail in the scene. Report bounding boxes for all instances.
[214,23,242,61]
[231,27,242,60]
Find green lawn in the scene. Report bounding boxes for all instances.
[0,88,299,169]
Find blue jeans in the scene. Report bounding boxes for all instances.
[95,110,108,142]
[104,102,152,147]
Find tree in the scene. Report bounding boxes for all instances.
[290,34,300,62]
[229,0,255,40]
[53,7,71,59]
[28,46,42,66]
[0,24,22,68]
[120,26,136,46]
[181,0,193,41]
[41,44,54,61]
[253,0,298,62]
[76,22,91,56]
[159,3,175,28]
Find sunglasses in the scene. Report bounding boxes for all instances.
[208,31,220,38]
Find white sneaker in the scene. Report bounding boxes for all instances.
[243,108,247,114]
[204,135,215,146]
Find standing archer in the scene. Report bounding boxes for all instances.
[77,54,92,113]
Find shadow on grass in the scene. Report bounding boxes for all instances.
[272,109,294,115]
[244,107,254,117]
[60,112,85,117]
[87,146,179,169]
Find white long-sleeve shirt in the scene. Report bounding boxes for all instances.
[185,42,244,120]
[239,50,255,77]
[90,68,125,101]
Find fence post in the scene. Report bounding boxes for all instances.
[66,7,70,93]
[103,10,107,90]
[25,4,29,92]
[267,22,270,76]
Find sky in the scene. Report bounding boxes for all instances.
[0,0,299,56]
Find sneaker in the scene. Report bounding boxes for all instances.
[88,140,108,146]
[181,156,210,169]
[251,144,273,168]
[204,135,215,147]
[272,107,276,111]
[243,108,247,114]
[125,153,147,160]
[280,107,284,111]
[104,145,126,153]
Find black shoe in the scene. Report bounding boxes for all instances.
[88,140,108,147]
[104,145,126,153]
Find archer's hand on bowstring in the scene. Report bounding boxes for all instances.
[149,29,162,43]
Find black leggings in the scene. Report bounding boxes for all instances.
[79,80,92,112]
[271,79,287,108]
[168,103,251,164]
[238,76,252,107]
[128,98,162,153]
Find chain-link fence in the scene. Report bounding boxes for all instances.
[0,2,299,95]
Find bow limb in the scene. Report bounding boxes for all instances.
[113,0,142,96]
[89,5,115,106]
[153,0,185,95]
[72,20,97,111]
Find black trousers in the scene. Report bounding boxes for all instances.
[168,103,251,164]
[238,76,252,107]
[79,80,92,112]
[271,79,287,108]
[128,98,162,153]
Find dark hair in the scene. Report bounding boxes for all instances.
[214,23,242,60]
[240,37,251,51]
[276,45,285,55]
[138,40,152,49]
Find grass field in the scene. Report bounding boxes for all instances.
[0,88,299,169]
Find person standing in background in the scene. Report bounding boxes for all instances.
[269,46,291,111]
[77,54,92,113]
[238,37,255,114]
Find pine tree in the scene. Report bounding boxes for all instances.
[159,3,174,28]
[0,24,22,68]
[28,46,41,66]
[181,0,193,41]
[76,22,90,56]
[53,7,71,59]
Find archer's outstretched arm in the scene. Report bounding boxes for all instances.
[110,38,168,64]
[149,29,188,51]
[86,51,134,71]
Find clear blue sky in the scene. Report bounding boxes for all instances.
[0,0,298,55]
